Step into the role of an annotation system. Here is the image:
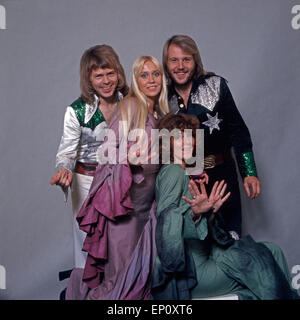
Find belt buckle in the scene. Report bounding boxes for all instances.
[204,155,216,169]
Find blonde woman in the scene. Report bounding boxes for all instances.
[66,56,169,300]
[120,55,168,137]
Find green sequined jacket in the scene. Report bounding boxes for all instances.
[55,94,122,171]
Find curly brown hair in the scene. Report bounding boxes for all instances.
[157,113,200,163]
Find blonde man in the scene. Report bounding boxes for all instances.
[163,35,261,236]
[50,45,128,268]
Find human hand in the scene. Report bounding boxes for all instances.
[182,179,231,218]
[243,176,261,199]
[194,172,209,185]
[128,136,156,165]
[50,168,72,188]
[210,180,231,213]
[182,179,218,217]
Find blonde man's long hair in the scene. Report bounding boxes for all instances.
[80,44,129,105]
[162,35,214,87]
[120,56,169,138]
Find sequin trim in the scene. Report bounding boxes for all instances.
[169,95,180,114]
[237,151,258,178]
[84,94,99,124]
[84,92,123,124]
[191,76,221,111]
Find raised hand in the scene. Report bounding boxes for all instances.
[182,179,216,217]
[182,180,231,219]
[209,180,231,213]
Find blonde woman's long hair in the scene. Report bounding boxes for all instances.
[120,56,169,138]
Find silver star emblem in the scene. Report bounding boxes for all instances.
[202,112,222,134]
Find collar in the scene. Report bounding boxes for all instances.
[84,94,99,124]
[190,75,207,94]
[84,92,124,124]
[168,75,207,99]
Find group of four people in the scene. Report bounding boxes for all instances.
[50,35,297,300]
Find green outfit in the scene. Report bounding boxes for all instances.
[151,164,298,300]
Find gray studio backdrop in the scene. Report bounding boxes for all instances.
[0,0,299,299]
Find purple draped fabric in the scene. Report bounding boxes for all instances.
[77,163,135,288]
[66,98,159,300]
